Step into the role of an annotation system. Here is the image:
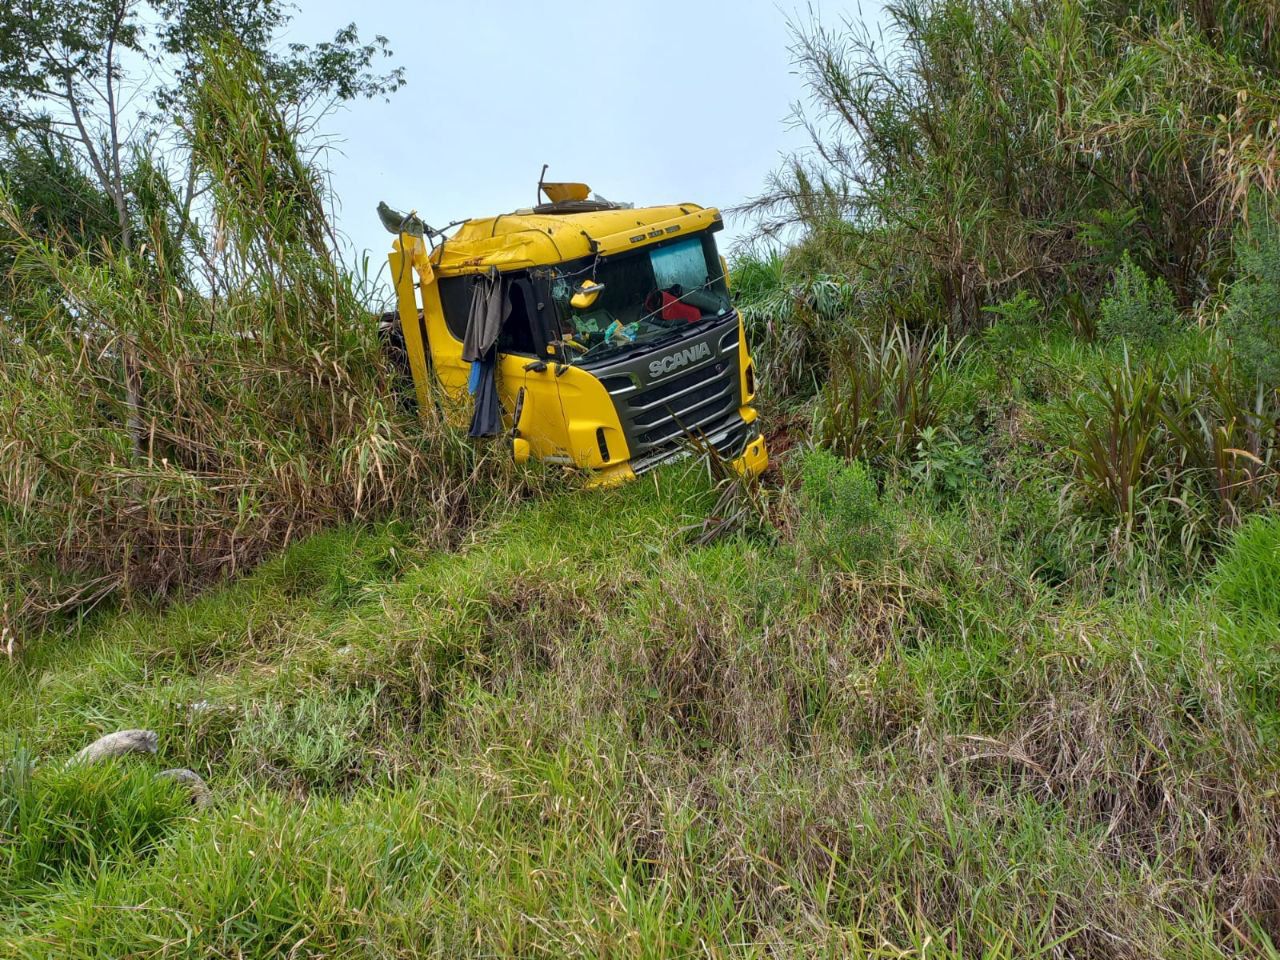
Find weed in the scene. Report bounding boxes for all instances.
[1,755,188,895]
[909,426,984,501]
[1064,351,1164,527]
[817,324,957,466]
[1098,252,1180,346]
[1210,512,1280,621]
[1222,204,1280,386]
[0,42,527,641]
[796,448,893,573]
[233,689,379,793]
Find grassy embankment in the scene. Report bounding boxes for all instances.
[3,324,1279,957]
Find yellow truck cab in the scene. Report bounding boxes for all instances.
[385,182,768,484]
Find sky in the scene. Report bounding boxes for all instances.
[281,0,886,288]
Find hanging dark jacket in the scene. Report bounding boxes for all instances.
[467,356,502,438]
[462,268,507,363]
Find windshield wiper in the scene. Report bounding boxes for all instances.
[579,328,684,365]
[582,339,651,363]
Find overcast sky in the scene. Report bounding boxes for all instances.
[281,0,885,286]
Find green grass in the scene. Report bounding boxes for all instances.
[2,452,1278,957]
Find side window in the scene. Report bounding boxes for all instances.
[437,272,546,357]
[497,281,538,356]
[435,276,471,342]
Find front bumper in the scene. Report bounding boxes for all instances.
[585,418,768,488]
[732,433,769,478]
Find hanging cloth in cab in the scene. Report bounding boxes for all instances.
[462,267,509,362]
[467,355,502,438]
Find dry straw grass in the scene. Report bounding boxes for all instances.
[0,41,517,638]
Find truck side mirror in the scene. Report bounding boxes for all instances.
[570,281,604,309]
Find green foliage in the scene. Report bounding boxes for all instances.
[1161,358,1280,524]
[0,132,118,258]
[2,463,1279,956]
[1078,205,1154,274]
[233,690,378,791]
[733,250,857,401]
[818,324,958,465]
[1,756,187,893]
[1065,353,1164,524]
[1098,253,1179,345]
[1222,208,1280,386]
[1059,343,1279,576]
[981,289,1042,331]
[744,0,1280,360]
[796,448,892,572]
[0,42,512,640]
[1210,512,1280,621]
[909,426,983,500]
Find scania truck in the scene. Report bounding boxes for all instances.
[384,180,768,484]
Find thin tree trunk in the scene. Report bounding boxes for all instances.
[103,0,146,464]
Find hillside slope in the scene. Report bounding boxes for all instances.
[3,452,1279,957]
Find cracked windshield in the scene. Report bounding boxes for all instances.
[552,234,731,365]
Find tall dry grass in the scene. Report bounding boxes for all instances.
[0,41,511,640]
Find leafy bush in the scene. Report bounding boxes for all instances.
[734,251,857,401]
[909,426,984,500]
[1064,352,1164,527]
[1222,210,1280,386]
[795,448,892,572]
[1098,253,1179,345]
[1161,359,1280,524]
[981,289,1042,332]
[1064,346,1279,572]
[234,689,379,792]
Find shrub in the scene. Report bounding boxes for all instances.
[795,448,892,572]
[1064,352,1164,527]
[1161,359,1280,525]
[734,251,857,402]
[233,689,379,792]
[1222,209,1280,387]
[909,425,984,501]
[981,289,1042,333]
[1098,253,1179,345]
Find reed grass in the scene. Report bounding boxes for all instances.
[0,41,528,642]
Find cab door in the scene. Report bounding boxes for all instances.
[496,276,572,459]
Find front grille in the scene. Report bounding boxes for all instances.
[587,313,750,468]
[626,362,727,409]
[619,354,740,457]
[635,386,738,446]
[630,411,756,474]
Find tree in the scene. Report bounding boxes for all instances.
[0,0,402,253]
[0,0,403,458]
